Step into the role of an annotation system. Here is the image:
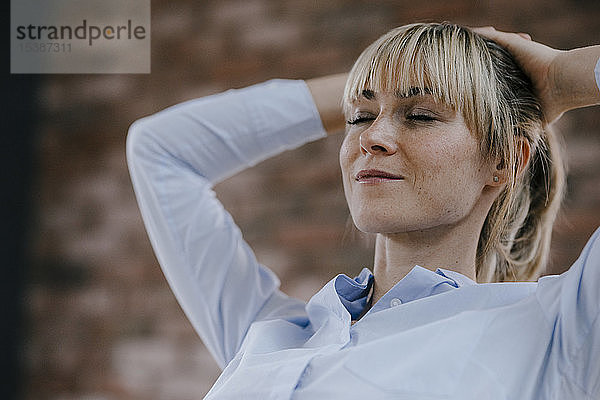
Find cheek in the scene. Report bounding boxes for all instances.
[338,137,349,171]
[339,134,358,180]
[408,132,482,180]
[407,135,486,212]
[339,137,354,201]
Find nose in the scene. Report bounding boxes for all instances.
[359,125,398,156]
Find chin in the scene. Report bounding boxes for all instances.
[351,212,412,234]
[350,208,456,234]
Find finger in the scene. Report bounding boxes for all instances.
[472,26,528,40]
[470,26,513,42]
[470,26,496,36]
[518,32,532,41]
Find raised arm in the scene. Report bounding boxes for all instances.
[126,79,328,368]
[473,27,600,123]
[306,72,348,134]
[475,28,600,397]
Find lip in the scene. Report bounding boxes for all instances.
[355,169,404,184]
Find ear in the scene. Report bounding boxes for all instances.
[516,137,531,175]
[488,137,531,187]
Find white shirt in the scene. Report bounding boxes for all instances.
[127,75,600,399]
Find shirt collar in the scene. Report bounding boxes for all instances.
[435,267,477,288]
[306,268,373,327]
[307,265,477,325]
[335,268,374,320]
[368,265,475,314]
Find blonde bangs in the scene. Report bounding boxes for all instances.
[343,23,500,146]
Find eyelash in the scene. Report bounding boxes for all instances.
[346,116,373,125]
[346,113,436,125]
[407,113,436,122]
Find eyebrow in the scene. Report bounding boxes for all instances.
[361,87,432,100]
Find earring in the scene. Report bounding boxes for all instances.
[493,175,499,182]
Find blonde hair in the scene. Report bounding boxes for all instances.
[343,22,565,282]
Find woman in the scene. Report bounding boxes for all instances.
[127,23,600,399]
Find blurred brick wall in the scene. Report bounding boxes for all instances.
[24,0,600,399]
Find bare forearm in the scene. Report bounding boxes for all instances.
[473,27,600,123]
[553,46,600,114]
[306,72,348,134]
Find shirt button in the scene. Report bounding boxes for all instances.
[390,298,402,307]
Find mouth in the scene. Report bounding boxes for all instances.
[355,169,404,184]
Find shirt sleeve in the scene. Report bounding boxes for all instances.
[536,227,600,396]
[594,56,600,92]
[126,79,327,368]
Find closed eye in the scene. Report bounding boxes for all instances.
[407,113,436,122]
[346,116,375,125]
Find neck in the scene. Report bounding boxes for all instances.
[371,219,481,306]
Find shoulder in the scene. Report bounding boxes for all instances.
[535,226,600,332]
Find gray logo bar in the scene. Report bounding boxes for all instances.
[11,0,150,74]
